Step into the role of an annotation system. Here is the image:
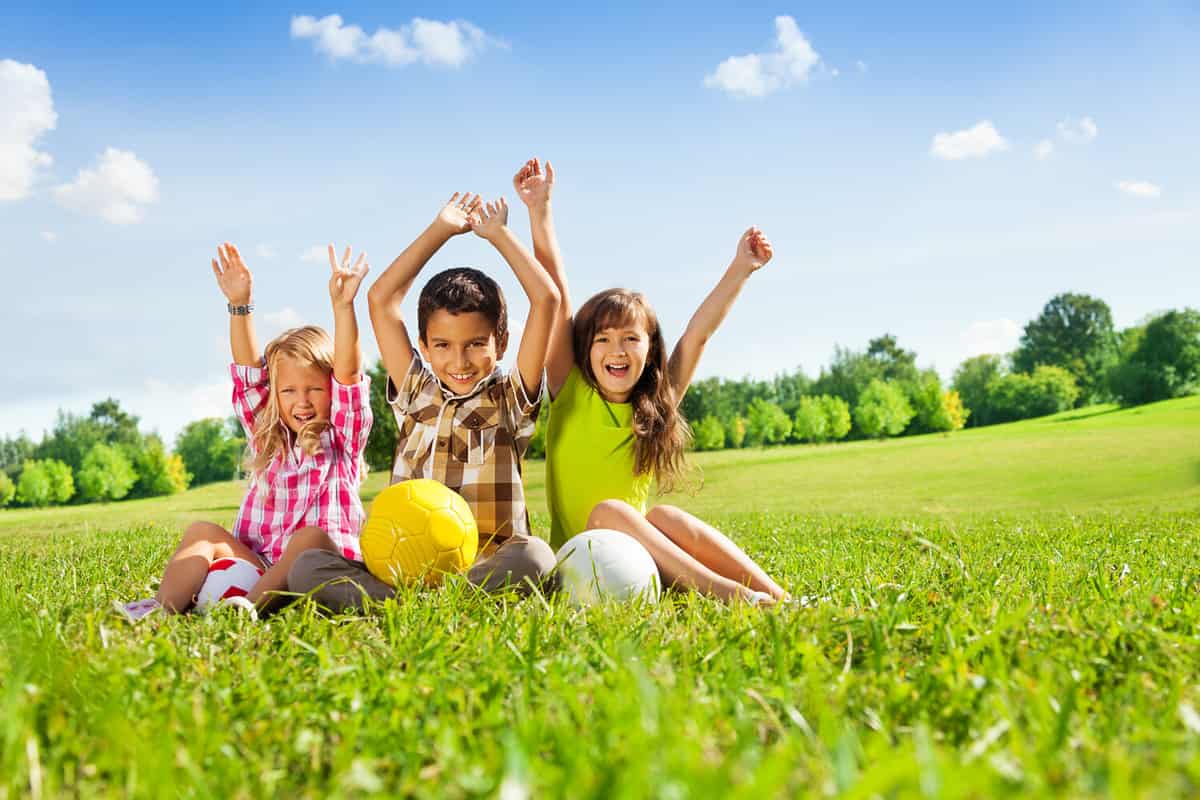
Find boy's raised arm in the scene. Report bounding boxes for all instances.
[367,193,480,383]
[513,158,574,398]
[327,244,370,385]
[470,197,561,399]
[211,242,261,367]
[668,227,774,401]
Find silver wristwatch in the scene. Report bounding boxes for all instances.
[227,302,254,316]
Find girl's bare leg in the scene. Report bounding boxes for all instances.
[155,521,262,613]
[245,526,338,609]
[587,500,759,603]
[646,504,786,600]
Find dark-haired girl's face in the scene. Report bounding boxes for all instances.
[589,323,651,403]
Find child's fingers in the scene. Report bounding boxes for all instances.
[353,252,366,272]
[327,244,338,272]
[211,258,222,280]
[448,191,461,205]
[341,246,352,269]
[545,160,555,183]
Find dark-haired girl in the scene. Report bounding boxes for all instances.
[512,158,787,605]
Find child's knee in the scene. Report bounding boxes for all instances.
[646,504,684,528]
[587,499,636,530]
[287,526,335,553]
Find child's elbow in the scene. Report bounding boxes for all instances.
[365,282,387,308]
[536,282,561,312]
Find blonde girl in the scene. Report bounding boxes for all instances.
[513,158,787,605]
[119,243,372,619]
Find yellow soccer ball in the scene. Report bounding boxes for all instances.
[360,479,479,587]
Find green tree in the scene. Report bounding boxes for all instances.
[176,418,245,485]
[0,433,35,481]
[691,415,726,451]
[16,459,74,507]
[811,345,884,411]
[854,380,915,439]
[745,399,792,447]
[822,396,852,440]
[952,354,1005,427]
[77,443,137,503]
[792,396,829,443]
[904,370,956,434]
[866,334,920,384]
[989,366,1079,422]
[1108,309,1200,406]
[364,359,400,472]
[0,472,14,508]
[725,416,747,449]
[1012,293,1118,405]
[130,435,190,496]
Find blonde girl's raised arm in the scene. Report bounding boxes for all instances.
[513,159,574,398]
[211,243,261,366]
[327,244,370,385]
[367,193,481,385]
[667,227,774,402]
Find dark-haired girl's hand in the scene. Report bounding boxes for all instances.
[734,227,774,273]
[513,158,554,209]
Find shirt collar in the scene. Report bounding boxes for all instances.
[435,366,504,402]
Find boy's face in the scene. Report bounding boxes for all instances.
[419,309,503,393]
[589,323,650,403]
[274,356,332,434]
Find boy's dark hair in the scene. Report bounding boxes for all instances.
[417,267,508,349]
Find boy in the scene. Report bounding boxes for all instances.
[288,193,561,611]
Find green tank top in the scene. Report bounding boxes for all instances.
[545,366,653,548]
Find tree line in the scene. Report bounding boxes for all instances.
[2,293,1196,508]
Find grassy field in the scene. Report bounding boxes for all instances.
[3,397,1199,798]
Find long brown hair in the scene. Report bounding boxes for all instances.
[572,289,692,492]
[247,326,335,476]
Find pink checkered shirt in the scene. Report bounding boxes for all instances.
[229,362,373,565]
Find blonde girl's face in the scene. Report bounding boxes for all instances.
[274,355,332,434]
[589,322,651,403]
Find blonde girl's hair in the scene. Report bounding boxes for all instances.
[572,289,692,493]
[246,325,335,476]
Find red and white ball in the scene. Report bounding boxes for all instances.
[194,557,264,613]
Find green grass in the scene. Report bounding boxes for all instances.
[3,397,1200,798]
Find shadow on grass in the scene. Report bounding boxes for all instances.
[1050,406,1128,424]
[186,505,241,513]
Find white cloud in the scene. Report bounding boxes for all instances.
[1034,139,1054,160]
[962,319,1022,357]
[299,245,327,263]
[1057,116,1098,144]
[255,243,277,259]
[1116,180,1161,199]
[290,14,500,68]
[704,16,821,98]
[40,230,57,243]
[53,147,159,224]
[0,59,57,201]
[930,121,1009,161]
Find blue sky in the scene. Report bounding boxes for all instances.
[2,2,1198,444]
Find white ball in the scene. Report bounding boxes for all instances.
[194,557,264,613]
[555,529,661,607]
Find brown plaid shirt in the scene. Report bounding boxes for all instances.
[388,356,541,547]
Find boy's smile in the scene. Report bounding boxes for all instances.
[420,309,503,393]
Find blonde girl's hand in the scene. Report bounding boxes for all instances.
[512,158,554,208]
[327,244,370,308]
[734,227,774,273]
[435,192,481,235]
[211,242,253,304]
[469,197,509,241]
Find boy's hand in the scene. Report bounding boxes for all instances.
[211,242,253,304]
[512,158,554,208]
[469,198,509,241]
[435,192,481,236]
[328,244,370,309]
[733,227,774,273]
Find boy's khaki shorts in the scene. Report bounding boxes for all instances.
[287,534,556,613]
